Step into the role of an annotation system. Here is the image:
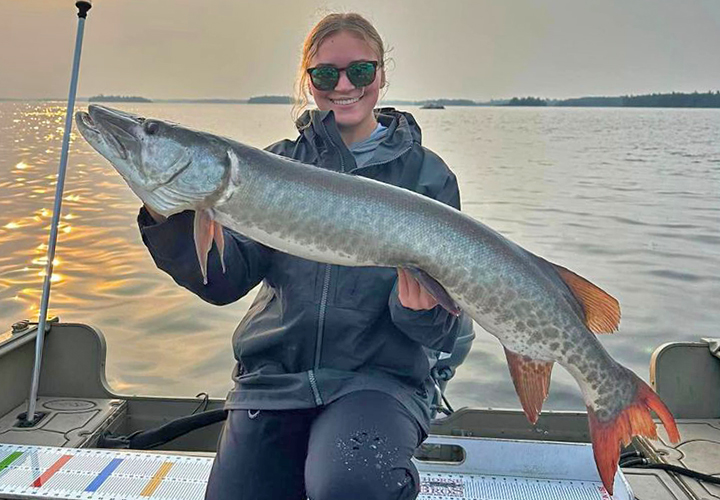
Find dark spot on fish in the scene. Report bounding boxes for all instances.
[542,327,559,339]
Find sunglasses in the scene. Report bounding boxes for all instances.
[306,61,379,91]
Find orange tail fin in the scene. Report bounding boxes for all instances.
[587,374,680,495]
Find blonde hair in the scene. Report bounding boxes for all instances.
[292,13,388,122]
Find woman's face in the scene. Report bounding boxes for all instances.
[308,30,383,132]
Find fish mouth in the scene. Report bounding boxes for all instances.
[76,105,194,192]
[77,105,145,160]
[75,109,96,131]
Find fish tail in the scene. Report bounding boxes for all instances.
[587,370,680,495]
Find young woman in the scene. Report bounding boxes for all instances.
[139,12,472,500]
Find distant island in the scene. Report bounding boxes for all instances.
[247,95,293,104]
[381,98,481,107]
[155,98,247,104]
[88,95,152,103]
[506,97,547,107]
[505,91,720,108]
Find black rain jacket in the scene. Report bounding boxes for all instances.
[137,108,473,430]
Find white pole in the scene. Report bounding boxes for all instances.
[22,1,93,426]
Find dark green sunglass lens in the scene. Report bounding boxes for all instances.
[347,62,376,87]
[310,67,339,91]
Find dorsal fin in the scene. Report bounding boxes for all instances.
[550,263,621,334]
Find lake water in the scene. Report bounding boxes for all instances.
[0,102,718,411]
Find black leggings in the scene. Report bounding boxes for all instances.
[205,391,424,500]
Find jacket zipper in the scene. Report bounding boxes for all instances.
[307,370,323,406]
[315,264,332,370]
[308,117,354,407]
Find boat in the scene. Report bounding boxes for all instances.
[420,102,445,109]
[2,4,716,499]
[1,319,717,499]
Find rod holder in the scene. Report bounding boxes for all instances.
[76,1,92,19]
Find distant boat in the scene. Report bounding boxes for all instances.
[420,102,445,109]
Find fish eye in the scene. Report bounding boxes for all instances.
[144,121,159,135]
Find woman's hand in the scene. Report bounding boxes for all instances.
[397,268,438,311]
[144,204,167,223]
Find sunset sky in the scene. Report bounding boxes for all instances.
[1,0,719,101]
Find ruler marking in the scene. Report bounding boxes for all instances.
[140,461,173,497]
[32,454,73,487]
[0,452,23,474]
[84,458,123,492]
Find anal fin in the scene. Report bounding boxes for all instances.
[504,348,554,425]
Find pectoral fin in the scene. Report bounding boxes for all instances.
[504,348,554,425]
[193,209,215,285]
[213,221,226,274]
[405,267,461,316]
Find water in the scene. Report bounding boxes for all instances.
[0,102,718,410]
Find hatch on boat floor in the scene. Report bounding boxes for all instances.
[0,436,634,500]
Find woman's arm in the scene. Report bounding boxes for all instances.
[138,208,273,305]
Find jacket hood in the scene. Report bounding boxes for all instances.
[295,108,421,170]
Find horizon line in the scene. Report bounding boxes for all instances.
[2,89,720,103]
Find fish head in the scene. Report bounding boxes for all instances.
[75,105,232,216]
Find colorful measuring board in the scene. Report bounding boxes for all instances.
[0,445,210,500]
[0,443,623,499]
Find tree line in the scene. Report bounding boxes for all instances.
[507,91,720,108]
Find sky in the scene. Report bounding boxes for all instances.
[1,0,719,101]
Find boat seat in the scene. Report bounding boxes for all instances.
[650,339,720,419]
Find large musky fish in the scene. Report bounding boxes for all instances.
[76,105,679,494]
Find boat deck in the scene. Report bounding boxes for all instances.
[1,324,718,499]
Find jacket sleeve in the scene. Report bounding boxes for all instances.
[388,149,470,353]
[138,208,273,305]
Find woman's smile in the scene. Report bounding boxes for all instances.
[329,90,365,106]
[330,96,361,105]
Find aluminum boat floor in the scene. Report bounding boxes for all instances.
[0,436,633,500]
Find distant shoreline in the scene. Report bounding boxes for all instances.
[3,91,720,108]
[88,95,152,103]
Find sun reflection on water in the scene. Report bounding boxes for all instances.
[0,102,287,399]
